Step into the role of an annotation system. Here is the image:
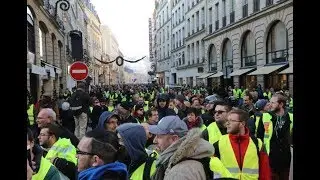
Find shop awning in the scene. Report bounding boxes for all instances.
[197,73,215,79]
[31,64,47,75]
[278,66,293,74]
[247,64,288,75]
[209,71,224,78]
[229,68,255,76]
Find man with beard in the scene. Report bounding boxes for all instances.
[174,94,189,119]
[260,93,293,179]
[149,116,214,180]
[38,123,77,179]
[116,101,139,124]
[240,92,256,116]
[202,101,232,144]
[97,111,120,132]
[211,108,271,179]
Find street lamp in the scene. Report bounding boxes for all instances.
[54,0,70,18]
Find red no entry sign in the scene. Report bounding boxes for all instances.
[69,61,89,81]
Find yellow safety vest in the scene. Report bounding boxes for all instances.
[262,112,293,154]
[250,115,262,137]
[89,106,93,113]
[110,94,114,100]
[108,106,114,112]
[200,124,207,131]
[289,97,293,108]
[130,161,156,180]
[241,89,247,98]
[144,101,149,111]
[210,157,234,179]
[218,135,262,179]
[122,95,127,102]
[233,89,242,99]
[45,138,77,165]
[27,104,35,125]
[207,122,223,144]
[32,157,52,180]
[201,109,205,114]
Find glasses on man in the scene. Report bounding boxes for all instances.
[76,149,96,156]
[226,119,242,123]
[39,133,50,137]
[214,110,226,114]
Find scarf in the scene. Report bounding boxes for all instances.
[186,117,201,130]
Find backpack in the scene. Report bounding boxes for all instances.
[69,91,83,116]
[174,157,213,180]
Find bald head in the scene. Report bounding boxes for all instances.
[36,108,56,128]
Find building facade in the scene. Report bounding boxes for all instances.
[175,0,207,86]
[27,0,66,102]
[82,1,103,86]
[63,0,88,91]
[203,0,293,93]
[154,0,172,85]
[152,0,293,93]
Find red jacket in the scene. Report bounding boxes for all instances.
[228,127,271,180]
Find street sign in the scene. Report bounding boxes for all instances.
[69,61,89,81]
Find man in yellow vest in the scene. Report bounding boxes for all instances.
[247,99,270,138]
[202,101,232,144]
[77,129,128,179]
[116,123,157,179]
[284,89,293,113]
[232,85,243,106]
[27,97,37,135]
[261,93,293,179]
[38,123,77,179]
[36,108,79,147]
[211,108,271,180]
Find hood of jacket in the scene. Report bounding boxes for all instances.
[116,123,147,163]
[78,161,128,180]
[97,111,119,130]
[156,128,214,168]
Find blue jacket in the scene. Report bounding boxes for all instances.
[78,162,128,180]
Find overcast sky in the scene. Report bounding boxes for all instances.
[90,0,154,73]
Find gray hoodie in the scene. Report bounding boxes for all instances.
[116,123,148,174]
[152,128,215,180]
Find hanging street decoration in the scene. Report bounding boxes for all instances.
[96,56,146,67]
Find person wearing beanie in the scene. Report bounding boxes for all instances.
[115,102,138,124]
[247,99,271,138]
